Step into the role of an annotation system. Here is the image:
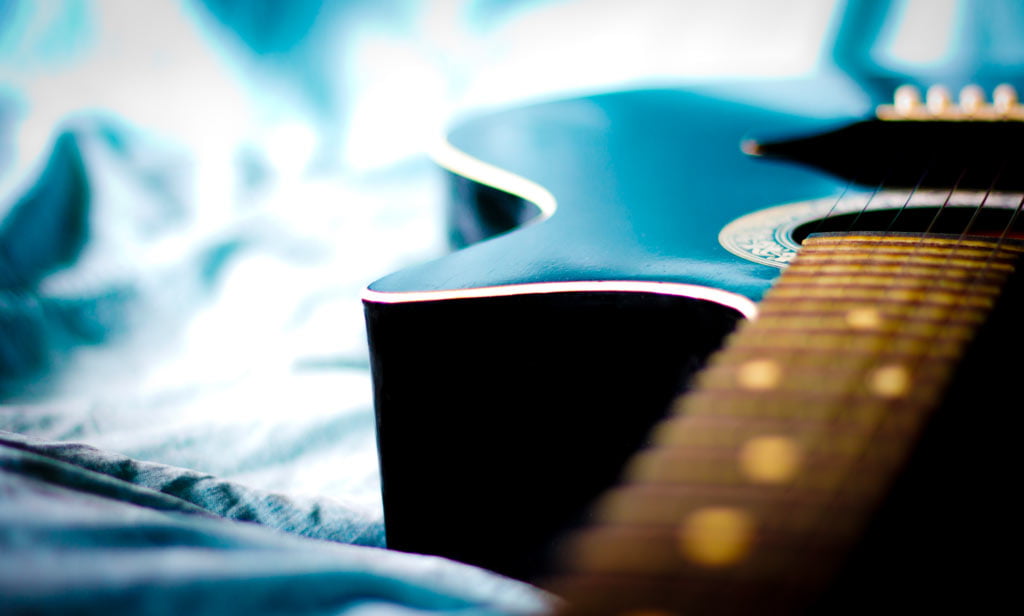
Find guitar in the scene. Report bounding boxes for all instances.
[364,5,1024,613]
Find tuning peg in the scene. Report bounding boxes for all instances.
[993,84,1018,114]
[893,85,922,116]
[926,85,953,115]
[958,84,985,115]
[878,83,1024,121]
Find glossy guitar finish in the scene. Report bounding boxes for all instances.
[364,82,866,578]
[363,78,1024,592]
[367,85,866,303]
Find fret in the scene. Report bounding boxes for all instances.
[779,273,1002,293]
[750,313,975,338]
[668,389,895,424]
[697,353,954,391]
[548,233,1021,615]
[593,484,875,529]
[625,448,907,494]
[724,333,968,356]
[756,300,988,323]
[652,413,917,453]
[799,233,1024,252]
[793,252,1016,269]
[767,285,997,306]
[783,262,1010,279]
[563,516,869,575]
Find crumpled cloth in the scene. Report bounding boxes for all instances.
[0,431,551,616]
[0,2,552,613]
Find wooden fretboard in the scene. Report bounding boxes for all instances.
[547,232,1022,614]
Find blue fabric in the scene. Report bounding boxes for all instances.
[0,1,846,612]
[0,2,553,613]
[0,432,550,616]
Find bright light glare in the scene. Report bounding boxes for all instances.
[884,0,960,67]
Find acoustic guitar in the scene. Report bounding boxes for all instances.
[364,5,1024,613]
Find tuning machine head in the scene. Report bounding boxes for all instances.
[877,84,1023,121]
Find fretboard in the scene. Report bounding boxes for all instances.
[547,232,1022,614]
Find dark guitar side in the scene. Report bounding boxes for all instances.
[363,83,867,580]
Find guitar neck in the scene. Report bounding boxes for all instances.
[548,232,1022,614]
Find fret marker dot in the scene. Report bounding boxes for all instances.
[737,359,781,390]
[845,307,882,330]
[870,364,911,398]
[679,507,755,567]
[739,435,802,484]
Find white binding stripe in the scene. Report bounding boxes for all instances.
[363,281,758,320]
[367,138,758,320]
[430,137,558,219]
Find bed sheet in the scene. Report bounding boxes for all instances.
[0,1,553,613]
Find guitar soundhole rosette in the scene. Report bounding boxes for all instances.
[719,190,1024,268]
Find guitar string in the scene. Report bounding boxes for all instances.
[575,172,874,611]
[687,172,886,612]
[806,160,1020,605]
[741,161,962,612]
[809,151,1024,609]
[806,173,859,239]
[587,171,1015,613]
[786,161,1017,611]
[990,173,1024,247]
[685,94,1010,615]
[678,143,1015,611]
[842,171,889,235]
[757,163,940,611]
[622,138,1020,613]
[923,169,968,237]
[877,162,1023,603]
[736,156,995,612]
[675,174,871,612]
[569,141,1015,613]
[688,167,913,612]
[760,143,923,607]
[687,159,931,611]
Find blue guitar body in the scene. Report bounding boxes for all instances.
[363,77,1024,591]
[367,85,867,304]
[363,82,871,577]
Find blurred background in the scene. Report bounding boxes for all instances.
[3,0,1015,524]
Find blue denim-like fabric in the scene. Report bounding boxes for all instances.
[0,431,551,616]
[0,2,552,613]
